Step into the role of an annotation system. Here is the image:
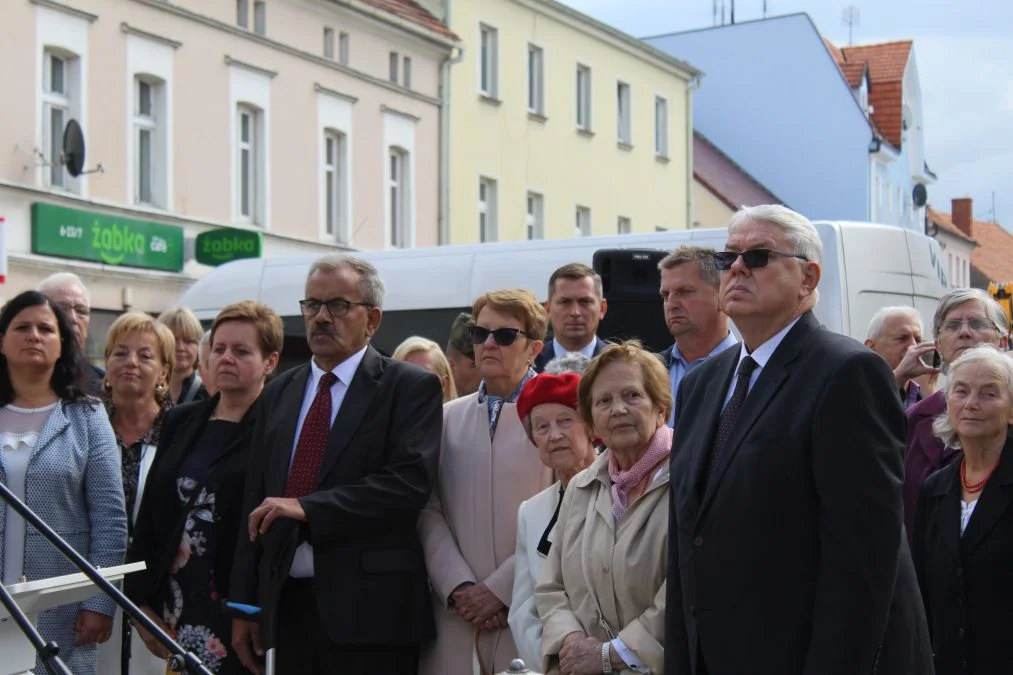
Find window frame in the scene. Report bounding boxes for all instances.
[527,44,544,116]
[403,56,412,89]
[133,76,163,206]
[576,64,592,131]
[323,129,347,243]
[526,191,544,240]
[479,24,499,98]
[42,50,72,190]
[576,205,591,237]
[617,81,632,145]
[323,27,335,60]
[388,148,409,248]
[389,52,399,83]
[654,96,669,158]
[479,177,498,243]
[236,0,249,28]
[237,104,260,223]
[618,216,631,235]
[253,0,266,35]
[338,32,350,66]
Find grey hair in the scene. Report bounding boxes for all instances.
[544,352,592,375]
[727,204,824,265]
[197,329,212,365]
[308,253,386,308]
[37,272,90,304]
[657,246,720,289]
[866,306,923,341]
[932,288,1009,339]
[931,345,1013,449]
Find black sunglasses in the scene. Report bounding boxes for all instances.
[468,325,532,346]
[713,248,809,271]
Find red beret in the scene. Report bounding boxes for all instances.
[516,372,581,422]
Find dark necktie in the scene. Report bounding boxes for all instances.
[285,372,338,498]
[703,356,757,489]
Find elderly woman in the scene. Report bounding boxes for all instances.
[127,302,282,674]
[393,335,458,402]
[419,289,555,675]
[536,341,672,674]
[158,307,208,405]
[509,372,597,670]
[0,291,127,674]
[912,345,1013,674]
[904,288,1009,535]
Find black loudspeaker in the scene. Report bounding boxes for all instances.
[593,248,671,353]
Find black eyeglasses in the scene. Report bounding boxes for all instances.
[468,325,532,346]
[299,298,373,318]
[713,248,809,271]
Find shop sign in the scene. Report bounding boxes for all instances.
[195,228,263,266]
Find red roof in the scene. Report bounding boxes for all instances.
[357,0,458,40]
[826,39,912,148]
[694,132,785,211]
[929,208,1013,283]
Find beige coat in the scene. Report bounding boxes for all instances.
[419,392,554,675]
[535,450,669,674]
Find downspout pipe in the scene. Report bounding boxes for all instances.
[439,0,464,246]
[685,74,703,228]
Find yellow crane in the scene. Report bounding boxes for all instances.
[987,281,1013,334]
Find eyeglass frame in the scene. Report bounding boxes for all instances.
[937,317,1000,335]
[299,297,374,319]
[713,248,810,271]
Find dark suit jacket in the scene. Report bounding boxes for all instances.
[533,336,606,372]
[665,312,933,675]
[913,440,1013,675]
[125,395,255,611]
[905,391,960,539]
[229,346,442,647]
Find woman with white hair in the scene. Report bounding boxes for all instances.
[912,345,1013,675]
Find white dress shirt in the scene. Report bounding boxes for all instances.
[288,346,368,578]
[723,317,801,407]
[552,337,597,360]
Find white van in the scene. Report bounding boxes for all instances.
[176,221,949,369]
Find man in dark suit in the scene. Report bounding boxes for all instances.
[664,205,932,675]
[534,263,607,372]
[230,253,443,675]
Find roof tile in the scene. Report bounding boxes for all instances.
[356,0,458,40]
[930,208,1013,283]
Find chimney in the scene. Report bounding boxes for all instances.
[952,198,973,236]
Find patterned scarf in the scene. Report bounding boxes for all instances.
[477,368,537,439]
[608,424,673,522]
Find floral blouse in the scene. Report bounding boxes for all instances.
[105,397,172,532]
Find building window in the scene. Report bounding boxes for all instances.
[323,130,347,243]
[479,24,498,97]
[527,44,544,116]
[253,0,266,36]
[403,56,412,89]
[576,206,591,237]
[388,148,409,248]
[526,191,544,240]
[237,105,261,223]
[339,32,350,66]
[134,77,165,207]
[236,0,248,28]
[323,28,334,60]
[479,177,498,242]
[654,96,668,158]
[389,52,399,83]
[617,82,631,145]
[618,216,631,234]
[576,64,591,131]
[42,50,71,189]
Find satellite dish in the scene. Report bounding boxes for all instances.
[912,183,927,208]
[62,119,86,178]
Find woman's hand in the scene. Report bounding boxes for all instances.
[74,609,113,646]
[454,582,506,625]
[559,635,606,675]
[132,605,172,659]
[479,609,508,632]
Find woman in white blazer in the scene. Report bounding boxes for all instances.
[509,371,597,670]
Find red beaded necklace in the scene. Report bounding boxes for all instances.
[961,457,1000,495]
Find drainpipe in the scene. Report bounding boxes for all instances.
[685,74,702,228]
[438,0,464,246]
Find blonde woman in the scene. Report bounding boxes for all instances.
[393,336,457,402]
[157,307,207,405]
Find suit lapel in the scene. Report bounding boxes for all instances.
[932,463,963,563]
[962,446,1013,556]
[685,348,739,512]
[269,365,311,493]
[31,402,70,461]
[315,346,383,487]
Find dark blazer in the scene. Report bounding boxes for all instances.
[912,441,1013,675]
[905,391,960,538]
[533,336,606,372]
[229,346,442,648]
[125,395,256,611]
[665,312,933,675]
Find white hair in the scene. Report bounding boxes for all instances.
[932,288,1009,340]
[544,352,592,375]
[932,345,1013,448]
[197,329,212,365]
[37,272,90,303]
[866,306,923,341]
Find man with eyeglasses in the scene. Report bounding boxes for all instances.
[37,272,104,391]
[231,253,442,675]
[664,205,932,675]
[902,287,1010,538]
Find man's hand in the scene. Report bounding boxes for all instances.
[559,635,604,675]
[231,618,264,675]
[248,497,306,540]
[454,582,505,625]
[133,605,171,659]
[74,609,112,646]
[894,341,940,389]
[449,581,475,609]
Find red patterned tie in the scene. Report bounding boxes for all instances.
[284,372,338,498]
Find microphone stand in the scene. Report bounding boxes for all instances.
[0,480,214,675]
[0,580,72,675]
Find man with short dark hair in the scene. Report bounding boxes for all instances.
[534,263,607,372]
[446,312,481,396]
[657,246,737,427]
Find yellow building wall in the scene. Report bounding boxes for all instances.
[693,180,736,230]
[448,0,695,243]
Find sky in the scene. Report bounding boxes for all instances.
[560,0,1013,229]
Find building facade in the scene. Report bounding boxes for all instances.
[0,0,456,360]
[434,0,700,243]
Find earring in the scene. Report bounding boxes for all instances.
[155,380,166,393]
[102,378,112,393]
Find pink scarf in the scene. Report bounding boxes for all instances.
[608,425,673,522]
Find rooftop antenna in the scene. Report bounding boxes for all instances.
[842,6,860,45]
[730,0,736,24]
[713,0,719,26]
[763,0,769,18]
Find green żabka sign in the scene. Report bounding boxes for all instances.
[31,203,184,272]
[195,228,263,266]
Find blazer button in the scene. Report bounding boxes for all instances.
[958,627,965,639]
[694,536,704,547]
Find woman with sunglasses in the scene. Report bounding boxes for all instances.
[419,289,555,675]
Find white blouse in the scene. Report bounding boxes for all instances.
[960,499,978,536]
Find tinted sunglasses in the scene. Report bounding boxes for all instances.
[713,248,809,271]
[468,325,532,346]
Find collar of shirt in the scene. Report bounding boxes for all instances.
[670,332,738,368]
[553,336,597,359]
[310,344,369,390]
[737,316,801,369]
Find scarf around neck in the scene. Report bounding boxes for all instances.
[608,424,673,522]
